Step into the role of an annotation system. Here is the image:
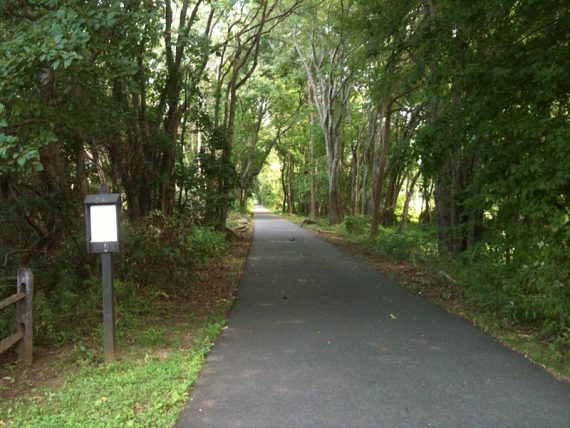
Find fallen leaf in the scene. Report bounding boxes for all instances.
[390,314,397,320]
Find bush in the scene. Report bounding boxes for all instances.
[184,227,227,264]
[462,237,570,341]
[1,211,230,347]
[342,215,369,235]
[370,224,438,261]
[118,211,227,288]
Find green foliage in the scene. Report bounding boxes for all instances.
[459,230,570,340]
[119,212,227,289]
[132,327,171,348]
[371,225,438,261]
[0,103,44,175]
[1,211,229,347]
[0,317,227,427]
[342,215,369,236]
[184,227,228,265]
[32,276,100,346]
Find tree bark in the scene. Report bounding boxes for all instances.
[308,85,318,219]
[370,102,392,236]
[293,13,354,225]
[360,107,377,216]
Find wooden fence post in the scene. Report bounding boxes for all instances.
[16,268,33,366]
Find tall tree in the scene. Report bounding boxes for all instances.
[204,0,302,227]
[293,1,357,225]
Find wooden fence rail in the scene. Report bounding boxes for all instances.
[0,268,33,365]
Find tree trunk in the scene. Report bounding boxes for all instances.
[382,166,400,226]
[327,134,344,225]
[398,168,422,233]
[360,107,377,216]
[287,153,294,214]
[370,102,392,236]
[281,160,287,212]
[308,86,318,219]
[75,136,89,201]
[350,131,360,215]
[434,153,470,254]
[419,179,434,223]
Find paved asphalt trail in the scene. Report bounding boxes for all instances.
[177,207,570,427]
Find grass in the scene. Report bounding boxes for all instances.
[0,217,252,427]
[1,316,225,428]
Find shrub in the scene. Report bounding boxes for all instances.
[342,215,369,236]
[184,227,227,264]
[370,224,438,261]
[118,212,227,288]
[2,211,230,347]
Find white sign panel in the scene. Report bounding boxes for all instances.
[90,205,118,242]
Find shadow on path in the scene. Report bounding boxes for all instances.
[177,207,570,427]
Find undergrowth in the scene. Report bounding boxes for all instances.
[1,211,228,347]
[0,210,249,426]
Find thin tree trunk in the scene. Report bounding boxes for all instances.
[308,85,318,219]
[398,168,422,233]
[382,166,400,226]
[75,136,89,201]
[360,106,377,216]
[327,133,344,225]
[370,102,392,236]
[287,153,294,214]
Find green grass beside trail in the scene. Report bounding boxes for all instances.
[1,315,226,428]
[0,214,251,427]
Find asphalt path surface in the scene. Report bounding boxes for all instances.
[177,207,570,427]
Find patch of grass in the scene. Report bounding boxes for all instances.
[0,315,226,428]
[131,327,171,348]
[0,230,251,427]
[500,332,570,380]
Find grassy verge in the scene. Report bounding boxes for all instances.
[1,318,224,428]
[0,222,251,427]
[282,212,570,381]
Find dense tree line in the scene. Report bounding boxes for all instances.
[0,0,300,251]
